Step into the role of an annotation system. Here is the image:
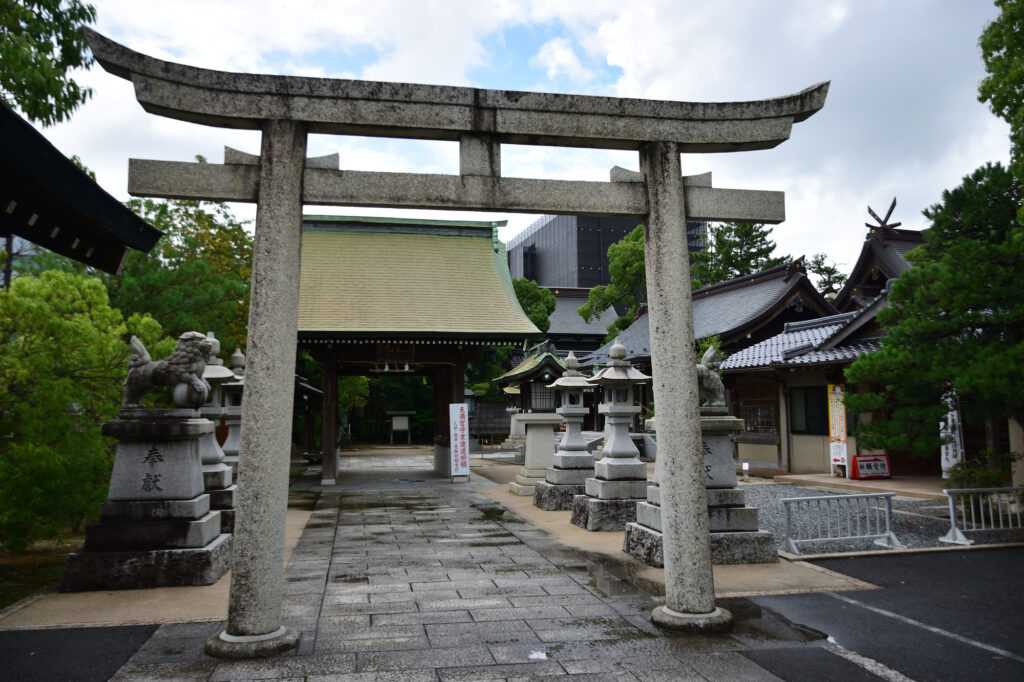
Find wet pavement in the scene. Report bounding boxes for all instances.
[11,451,1008,680]
[99,454,851,681]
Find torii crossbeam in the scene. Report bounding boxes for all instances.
[85,27,827,656]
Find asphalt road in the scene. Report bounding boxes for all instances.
[752,547,1024,681]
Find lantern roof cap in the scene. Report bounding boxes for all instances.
[587,341,651,385]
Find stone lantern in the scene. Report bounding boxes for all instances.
[198,332,237,532]
[571,339,651,531]
[533,352,593,510]
[220,348,245,476]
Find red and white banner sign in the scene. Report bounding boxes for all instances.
[450,403,470,477]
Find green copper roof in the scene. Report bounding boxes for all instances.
[493,352,566,385]
[298,218,539,337]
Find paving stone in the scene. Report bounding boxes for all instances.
[559,654,692,675]
[468,605,572,621]
[372,610,473,626]
[321,600,417,615]
[436,660,566,680]
[416,596,512,611]
[109,660,217,681]
[356,645,495,672]
[316,635,431,654]
[210,653,357,680]
[306,672,436,682]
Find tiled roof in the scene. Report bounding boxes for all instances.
[547,293,618,337]
[297,219,540,337]
[580,260,833,367]
[721,308,882,371]
[494,352,565,385]
[834,227,924,310]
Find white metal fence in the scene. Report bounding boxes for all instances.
[781,492,904,555]
[938,486,1024,545]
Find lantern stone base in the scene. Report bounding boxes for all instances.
[61,533,231,591]
[571,495,638,531]
[533,481,585,510]
[623,523,777,566]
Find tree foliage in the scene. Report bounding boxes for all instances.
[577,221,789,340]
[511,278,556,334]
[805,253,848,297]
[0,0,96,126]
[979,0,1024,197]
[0,270,167,551]
[845,163,1024,458]
[690,222,789,289]
[577,224,646,340]
[108,197,254,355]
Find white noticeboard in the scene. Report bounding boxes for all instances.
[449,403,470,478]
[827,383,848,477]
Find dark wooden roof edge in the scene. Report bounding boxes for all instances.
[0,103,162,258]
[833,227,924,309]
[715,271,837,346]
[817,294,887,350]
[493,352,566,387]
[297,331,538,344]
[691,257,806,299]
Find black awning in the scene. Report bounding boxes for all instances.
[0,103,162,274]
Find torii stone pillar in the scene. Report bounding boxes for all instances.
[642,142,728,631]
[206,121,307,657]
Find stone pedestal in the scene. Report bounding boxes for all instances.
[500,409,527,450]
[508,414,563,496]
[624,410,777,566]
[62,408,232,591]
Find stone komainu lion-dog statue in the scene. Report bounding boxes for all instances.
[122,331,212,407]
[696,345,726,407]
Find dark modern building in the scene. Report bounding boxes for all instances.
[506,215,706,288]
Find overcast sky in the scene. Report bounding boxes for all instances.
[37,0,1010,275]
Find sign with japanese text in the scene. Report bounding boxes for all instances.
[449,403,470,477]
[852,454,891,479]
[827,383,848,476]
[939,392,965,477]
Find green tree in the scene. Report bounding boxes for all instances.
[0,0,96,126]
[805,253,848,297]
[578,221,788,340]
[0,270,166,551]
[577,224,646,340]
[979,0,1024,200]
[845,163,1024,458]
[511,278,556,333]
[690,222,789,289]
[108,197,254,355]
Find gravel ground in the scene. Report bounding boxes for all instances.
[741,483,1024,555]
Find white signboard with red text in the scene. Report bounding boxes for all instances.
[827,383,849,478]
[449,403,470,478]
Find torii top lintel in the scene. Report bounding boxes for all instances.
[86,28,827,153]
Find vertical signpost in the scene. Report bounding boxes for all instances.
[940,391,965,478]
[827,383,848,478]
[450,403,470,481]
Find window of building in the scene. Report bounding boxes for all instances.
[790,385,828,435]
[530,382,555,410]
[729,383,778,434]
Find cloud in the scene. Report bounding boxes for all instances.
[531,38,595,83]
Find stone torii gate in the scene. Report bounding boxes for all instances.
[85,28,827,656]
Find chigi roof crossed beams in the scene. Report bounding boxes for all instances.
[86,28,826,221]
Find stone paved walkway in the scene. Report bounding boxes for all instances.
[109,455,823,680]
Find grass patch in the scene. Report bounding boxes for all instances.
[0,540,81,610]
